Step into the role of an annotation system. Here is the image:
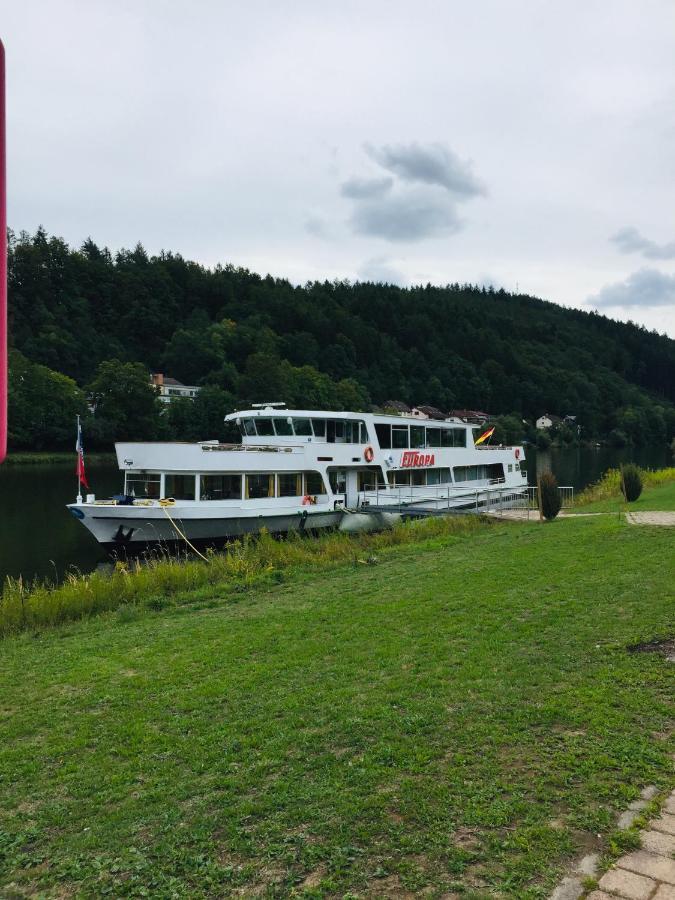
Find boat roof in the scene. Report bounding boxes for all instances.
[225,407,468,425]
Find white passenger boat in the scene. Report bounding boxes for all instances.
[67,405,527,548]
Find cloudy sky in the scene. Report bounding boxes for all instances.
[3,0,675,335]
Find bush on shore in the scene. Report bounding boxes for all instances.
[539,472,562,520]
[620,464,643,502]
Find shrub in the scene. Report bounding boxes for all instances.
[539,472,562,520]
[620,464,643,502]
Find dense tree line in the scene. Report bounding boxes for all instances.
[6,227,675,449]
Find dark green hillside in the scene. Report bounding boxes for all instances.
[7,227,675,448]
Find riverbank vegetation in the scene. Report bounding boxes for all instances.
[1,506,673,897]
[0,517,483,638]
[575,466,675,508]
[6,227,675,449]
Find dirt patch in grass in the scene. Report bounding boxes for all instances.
[627,636,675,659]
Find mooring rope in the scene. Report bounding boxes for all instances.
[159,503,209,562]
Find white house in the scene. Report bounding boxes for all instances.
[151,373,200,403]
[536,414,562,430]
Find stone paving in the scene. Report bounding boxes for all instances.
[586,789,675,899]
[551,788,675,900]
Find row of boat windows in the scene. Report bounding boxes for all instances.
[374,423,468,449]
[240,417,369,443]
[125,472,327,501]
[329,463,505,493]
[125,462,506,501]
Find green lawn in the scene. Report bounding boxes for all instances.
[576,480,675,513]
[1,513,673,898]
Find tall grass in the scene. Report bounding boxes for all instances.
[0,516,484,638]
[575,466,675,506]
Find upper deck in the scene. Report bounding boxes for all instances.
[225,406,475,450]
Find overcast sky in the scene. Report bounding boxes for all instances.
[3,0,675,336]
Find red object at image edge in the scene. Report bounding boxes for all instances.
[0,39,6,464]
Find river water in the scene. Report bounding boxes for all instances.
[0,445,672,585]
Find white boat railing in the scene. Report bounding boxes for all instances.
[359,482,574,515]
[200,443,302,454]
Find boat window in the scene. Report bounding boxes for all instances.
[277,472,302,497]
[392,470,411,486]
[246,473,274,498]
[164,474,196,500]
[454,464,503,482]
[293,418,312,436]
[344,420,367,443]
[126,473,160,499]
[304,471,326,494]
[273,418,293,436]
[200,474,242,501]
[411,470,426,486]
[242,418,257,436]
[311,419,327,438]
[426,468,441,485]
[426,428,441,448]
[374,423,391,449]
[441,428,466,448]
[392,425,409,449]
[358,470,386,491]
[255,418,274,436]
[328,470,347,493]
[410,425,425,448]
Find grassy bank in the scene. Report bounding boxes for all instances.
[4,451,116,466]
[0,505,673,898]
[0,517,482,638]
[575,466,675,511]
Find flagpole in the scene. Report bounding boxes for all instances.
[76,415,83,504]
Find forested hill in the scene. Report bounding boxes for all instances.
[7,227,675,449]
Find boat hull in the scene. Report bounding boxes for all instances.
[68,504,344,548]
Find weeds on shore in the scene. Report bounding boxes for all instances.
[575,466,675,506]
[0,516,483,637]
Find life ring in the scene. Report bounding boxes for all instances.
[515,448,520,460]
[364,445,375,463]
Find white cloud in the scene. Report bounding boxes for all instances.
[340,176,393,199]
[588,268,675,308]
[610,226,675,260]
[365,142,485,197]
[349,188,462,242]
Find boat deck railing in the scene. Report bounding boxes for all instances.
[359,482,574,515]
[200,443,303,453]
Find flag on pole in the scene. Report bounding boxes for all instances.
[76,417,90,490]
[474,425,495,446]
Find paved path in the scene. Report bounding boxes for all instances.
[626,512,675,527]
[588,788,675,899]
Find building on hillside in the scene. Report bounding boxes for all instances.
[380,400,412,414]
[151,373,201,403]
[449,409,491,425]
[536,413,562,430]
[411,405,446,420]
